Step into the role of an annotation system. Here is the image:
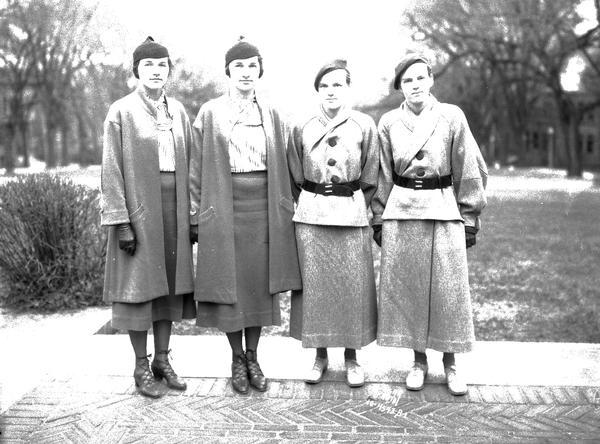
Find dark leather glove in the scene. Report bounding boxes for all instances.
[372,224,382,247]
[116,223,136,256]
[190,225,198,244]
[465,226,477,249]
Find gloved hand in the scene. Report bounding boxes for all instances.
[116,223,136,256]
[372,224,382,247]
[465,226,477,249]
[190,225,198,244]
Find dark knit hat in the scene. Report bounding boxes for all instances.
[313,59,350,91]
[393,52,431,90]
[133,36,169,65]
[225,36,263,77]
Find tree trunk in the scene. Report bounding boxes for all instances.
[45,125,57,168]
[4,125,17,174]
[76,113,89,166]
[90,123,100,162]
[60,123,69,166]
[20,121,30,167]
[554,95,583,177]
[566,118,583,177]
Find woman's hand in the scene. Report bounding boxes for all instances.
[190,225,198,244]
[117,223,137,255]
[465,226,477,249]
[372,224,382,247]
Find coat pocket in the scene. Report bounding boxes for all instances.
[197,206,216,224]
[279,197,294,213]
[129,204,146,222]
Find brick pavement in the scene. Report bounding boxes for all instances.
[2,374,599,443]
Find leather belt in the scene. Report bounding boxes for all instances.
[392,172,452,190]
[302,179,360,197]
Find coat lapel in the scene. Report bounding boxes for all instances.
[133,89,161,173]
[397,98,441,174]
[136,87,160,120]
[257,96,275,161]
[306,106,351,151]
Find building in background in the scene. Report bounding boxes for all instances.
[525,92,600,169]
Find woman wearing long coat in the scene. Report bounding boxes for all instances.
[189,37,301,395]
[288,60,379,387]
[372,52,487,395]
[101,37,196,398]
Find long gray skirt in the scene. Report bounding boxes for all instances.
[196,171,281,332]
[377,219,475,353]
[112,172,196,331]
[290,223,377,349]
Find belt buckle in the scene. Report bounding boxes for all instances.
[414,179,423,189]
[324,184,334,194]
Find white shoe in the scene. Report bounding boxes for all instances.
[345,359,365,388]
[304,357,328,384]
[445,365,468,395]
[406,362,428,391]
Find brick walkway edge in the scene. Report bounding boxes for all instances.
[2,375,599,443]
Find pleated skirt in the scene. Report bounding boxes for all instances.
[195,171,281,332]
[111,173,196,331]
[290,223,377,349]
[377,219,475,353]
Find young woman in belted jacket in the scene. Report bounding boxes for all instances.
[189,38,301,395]
[101,37,196,398]
[371,52,487,395]
[287,60,379,387]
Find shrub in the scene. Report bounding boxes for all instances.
[0,173,106,311]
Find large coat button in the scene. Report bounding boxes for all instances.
[415,150,424,160]
[328,137,337,147]
[327,158,336,166]
[416,168,426,177]
[330,175,340,183]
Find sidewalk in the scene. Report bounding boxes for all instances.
[1,310,599,443]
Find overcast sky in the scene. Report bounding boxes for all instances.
[96,0,415,112]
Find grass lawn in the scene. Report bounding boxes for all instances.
[2,166,599,342]
[469,185,600,342]
[172,168,600,342]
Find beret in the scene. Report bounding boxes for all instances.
[393,52,431,90]
[133,36,169,65]
[225,36,263,77]
[314,59,349,91]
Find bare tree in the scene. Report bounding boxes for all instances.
[30,0,103,167]
[406,0,600,176]
[69,62,131,165]
[0,0,40,172]
[167,59,220,118]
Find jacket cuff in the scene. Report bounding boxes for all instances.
[461,213,481,230]
[100,210,129,226]
[465,225,478,235]
[189,207,198,225]
[372,215,383,226]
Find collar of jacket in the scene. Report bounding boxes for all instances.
[395,96,442,176]
[306,105,352,151]
[219,91,264,133]
[136,86,171,120]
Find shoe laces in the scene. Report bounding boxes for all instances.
[232,356,248,379]
[135,354,152,370]
[246,359,264,377]
[245,350,264,376]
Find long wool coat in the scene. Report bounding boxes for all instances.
[189,94,302,304]
[372,97,487,353]
[101,88,195,303]
[287,106,379,348]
